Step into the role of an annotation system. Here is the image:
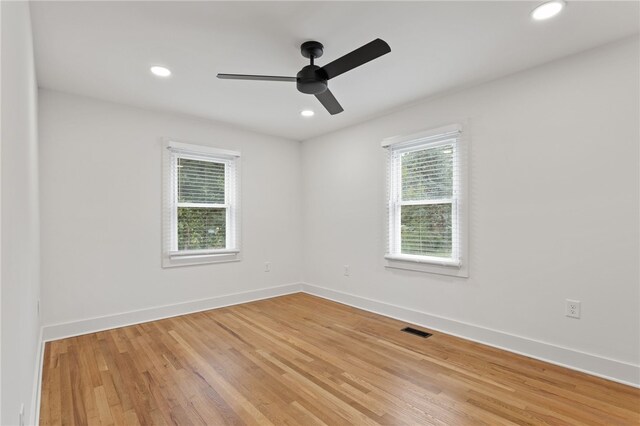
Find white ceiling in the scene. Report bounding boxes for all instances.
[30,1,639,141]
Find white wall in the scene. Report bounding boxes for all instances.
[39,90,302,328]
[302,38,639,381]
[1,2,42,424]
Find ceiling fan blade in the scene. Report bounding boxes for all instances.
[318,39,391,80]
[315,89,344,115]
[217,74,296,82]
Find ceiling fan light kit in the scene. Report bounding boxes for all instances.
[217,38,391,115]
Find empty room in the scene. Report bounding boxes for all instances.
[2,0,639,424]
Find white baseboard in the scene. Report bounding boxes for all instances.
[301,283,640,388]
[30,327,44,426]
[42,283,303,342]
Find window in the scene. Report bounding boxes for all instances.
[383,124,468,276]
[162,140,240,267]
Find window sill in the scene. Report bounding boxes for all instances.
[384,254,468,277]
[162,250,241,268]
[384,254,460,267]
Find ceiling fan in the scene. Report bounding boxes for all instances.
[217,39,391,115]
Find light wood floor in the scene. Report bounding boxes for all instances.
[40,293,640,425]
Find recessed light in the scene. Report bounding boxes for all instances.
[300,109,315,117]
[531,1,565,21]
[150,66,171,77]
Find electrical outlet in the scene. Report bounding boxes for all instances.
[566,299,581,319]
[343,265,350,276]
[264,261,271,272]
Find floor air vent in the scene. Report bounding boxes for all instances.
[401,327,432,338]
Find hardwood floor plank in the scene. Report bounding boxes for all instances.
[58,353,75,426]
[94,385,114,426]
[40,293,640,425]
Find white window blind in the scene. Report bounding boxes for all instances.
[162,140,240,267]
[383,125,466,269]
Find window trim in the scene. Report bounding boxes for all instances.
[382,124,469,277]
[162,139,241,268]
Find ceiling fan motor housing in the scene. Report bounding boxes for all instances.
[297,65,328,95]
